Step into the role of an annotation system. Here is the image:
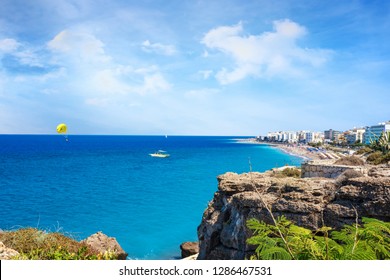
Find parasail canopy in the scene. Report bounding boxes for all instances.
[56,123,67,134]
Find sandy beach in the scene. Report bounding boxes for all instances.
[236,138,349,161]
[275,144,321,160]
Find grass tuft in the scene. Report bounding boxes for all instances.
[272,167,301,178]
[334,156,365,166]
[0,228,117,260]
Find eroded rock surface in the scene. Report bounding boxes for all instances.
[0,241,20,260]
[83,231,128,260]
[180,241,199,258]
[197,168,390,260]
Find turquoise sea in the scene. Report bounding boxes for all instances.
[0,135,302,259]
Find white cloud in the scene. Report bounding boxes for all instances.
[89,66,171,97]
[0,38,45,68]
[137,73,171,94]
[202,19,332,84]
[36,67,67,82]
[141,40,176,56]
[0,38,20,53]
[92,69,132,95]
[134,65,159,74]
[15,49,45,67]
[85,97,111,107]
[185,88,220,100]
[46,30,172,98]
[48,29,111,64]
[198,70,213,79]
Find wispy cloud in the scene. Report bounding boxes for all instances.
[198,70,213,79]
[46,29,172,99]
[202,20,332,84]
[0,38,20,53]
[137,72,171,94]
[141,40,176,56]
[48,29,111,64]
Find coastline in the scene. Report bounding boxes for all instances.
[236,138,360,162]
[236,138,320,161]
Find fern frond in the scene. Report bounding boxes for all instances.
[247,216,390,260]
[260,247,292,260]
[288,224,312,236]
[331,229,355,245]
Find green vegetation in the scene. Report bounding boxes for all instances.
[308,142,322,148]
[0,228,117,260]
[364,132,390,164]
[334,155,364,166]
[355,146,373,155]
[351,132,390,165]
[369,131,390,154]
[247,216,390,260]
[366,151,390,165]
[272,167,301,178]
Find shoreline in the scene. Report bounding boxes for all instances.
[235,138,320,161]
[234,138,357,162]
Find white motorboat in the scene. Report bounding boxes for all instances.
[149,150,170,158]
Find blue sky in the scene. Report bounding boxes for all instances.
[0,0,389,135]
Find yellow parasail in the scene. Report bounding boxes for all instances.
[56,123,67,134]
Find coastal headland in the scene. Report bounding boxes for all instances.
[196,161,390,259]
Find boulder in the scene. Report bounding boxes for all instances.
[0,242,19,260]
[83,232,127,260]
[180,241,199,258]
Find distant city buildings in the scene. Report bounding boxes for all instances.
[345,128,366,144]
[324,129,341,141]
[259,120,389,146]
[363,122,390,144]
[306,131,324,144]
[264,130,323,144]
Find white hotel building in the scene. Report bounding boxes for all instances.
[266,131,323,144]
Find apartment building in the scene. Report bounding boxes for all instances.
[324,129,341,141]
[345,128,366,144]
[305,131,324,144]
[364,122,390,144]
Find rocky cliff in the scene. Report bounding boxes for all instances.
[197,166,390,260]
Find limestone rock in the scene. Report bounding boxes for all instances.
[180,241,199,258]
[368,166,390,178]
[182,253,199,260]
[197,165,390,260]
[83,232,127,260]
[0,241,19,260]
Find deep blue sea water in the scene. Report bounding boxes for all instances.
[0,135,302,259]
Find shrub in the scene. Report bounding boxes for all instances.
[366,151,389,165]
[281,168,301,178]
[382,152,390,164]
[370,132,390,153]
[355,146,373,155]
[272,167,301,178]
[0,228,117,260]
[334,156,364,166]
